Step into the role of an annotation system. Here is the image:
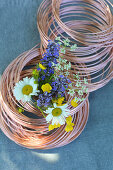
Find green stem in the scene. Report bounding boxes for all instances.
[49,74,54,81]
[38,106,46,118]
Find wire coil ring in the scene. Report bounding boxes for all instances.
[0,45,89,149]
[37,0,113,92]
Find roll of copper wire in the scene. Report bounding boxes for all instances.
[0,45,89,149]
[37,0,113,92]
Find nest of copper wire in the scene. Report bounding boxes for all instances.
[37,0,113,92]
[0,45,89,149]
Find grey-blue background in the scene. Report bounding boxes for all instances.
[0,0,113,170]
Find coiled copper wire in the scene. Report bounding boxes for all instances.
[37,0,113,92]
[0,45,89,149]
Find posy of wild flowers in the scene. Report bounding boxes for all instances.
[13,37,88,132]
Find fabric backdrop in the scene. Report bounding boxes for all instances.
[0,0,113,170]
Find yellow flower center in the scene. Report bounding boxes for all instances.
[41,83,52,93]
[52,108,62,117]
[39,63,46,70]
[71,99,78,107]
[22,85,33,95]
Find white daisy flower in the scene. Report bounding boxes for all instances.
[45,103,70,125]
[13,77,38,102]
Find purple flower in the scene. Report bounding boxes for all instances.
[37,99,41,107]
[48,62,52,67]
[53,58,58,64]
[41,75,45,80]
[49,68,54,74]
[61,86,65,91]
[59,75,64,78]
[37,91,53,108]
[67,78,71,83]
[44,69,47,73]
[37,68,41,71]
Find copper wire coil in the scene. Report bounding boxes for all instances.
[0,45,89,149]
[37,0,113,92]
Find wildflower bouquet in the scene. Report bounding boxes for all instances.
[13,38,88,132]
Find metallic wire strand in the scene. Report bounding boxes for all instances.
[0,45,89,149]
[37,0,113,92]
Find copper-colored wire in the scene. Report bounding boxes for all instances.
[0,45,89,149]
[37,0,113,92]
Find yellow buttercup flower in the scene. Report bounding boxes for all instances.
[69,122,74,126]
[71,99,78,107]
[53,97,65,106]
[65,115,74,132]
[66,116,72,124]
[54,123,61,128]
[65,124,74,132]
[39,63,46,70]
[48,123,61,131]
[49,124,55,131]
[41,83,52,93]
[57,97,65,106]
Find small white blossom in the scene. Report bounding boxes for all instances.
[65,71,70,76]
[63,59,67,63]
[85,88,88,93]
[68,83,73,87]
[76,81,81,87]
[81,85,86,90]
[70,44,77,51]
[57,64,62,70]
[64,63,71,70]
[63,38,70,46]
[55,36,61,41]
[78,90,83,96]
[61,66,64,71]
[58,57,63,63]
[54,75,58,80]
[81,98,85,101]
[58,42,62,45]
[52,62,56,67]
[68,62,71,69]
[78,98,82,102]
[60,47,66,54]
[68,89,75,96]
[84,78,88,84]
[75,74,80,79]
